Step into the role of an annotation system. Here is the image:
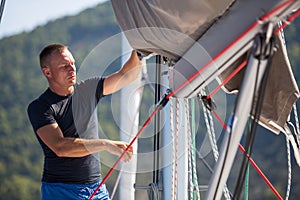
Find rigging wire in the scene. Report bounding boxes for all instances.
[0,0,6,23]
[234,33,275,199]
[196,149,214,174]
[110,66,147,200]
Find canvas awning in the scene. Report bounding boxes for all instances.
[111,0,300,133]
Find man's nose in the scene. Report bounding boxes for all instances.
[68,64,76,72]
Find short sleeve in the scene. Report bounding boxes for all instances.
[75,77,105,104]
[96,77,105,102]
[70,77,104,138]
[27,99,56,132]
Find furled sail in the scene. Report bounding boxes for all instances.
[111,0,300,133]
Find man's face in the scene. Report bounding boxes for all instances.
[45,49,76,88]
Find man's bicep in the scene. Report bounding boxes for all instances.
[103,72,127,95]
[27,100,57,131]
[36,123,64,151]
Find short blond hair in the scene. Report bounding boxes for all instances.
[39,43,68,68]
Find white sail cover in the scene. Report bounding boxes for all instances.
[111,0,300,133]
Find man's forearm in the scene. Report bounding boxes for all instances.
[54,137,109,157]
[119,50,142,81]
[54,138,132,162]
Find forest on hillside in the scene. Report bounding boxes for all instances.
[0,1,300,199]
[0,2,123,199]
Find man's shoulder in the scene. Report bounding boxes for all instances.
[75,77,105,96]
[27,90,58,131]
[27,89,52,112]
[27,97,47,115]
[76,77,105,87]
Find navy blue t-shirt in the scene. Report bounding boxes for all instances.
[27,77,105,184]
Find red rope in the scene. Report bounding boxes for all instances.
[166,0,296,100]
[212,111,283,200]
[88,1,298,198]
[89,107,160,200]
[274,8,300,35]
[205,6,300,198]
[259,0,295,21]
[206,60,247,99]
[212,111,227,130]
[238,144,283,200]
[166,20,259,100]
[206,5,300,102]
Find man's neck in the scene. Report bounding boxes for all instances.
[49,86,74,96]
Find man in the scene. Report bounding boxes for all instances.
[27,43,142,199]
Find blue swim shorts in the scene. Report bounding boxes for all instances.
[41,180,110,200]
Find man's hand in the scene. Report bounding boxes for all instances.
[37,124,134,159]
[105,140,133,162]
[103,50,142,95]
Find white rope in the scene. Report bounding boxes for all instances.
[280,27,292,199]
[148,183,159,200]
[190,100,201,200]
[188,149,194,200]
[285,131,292,200]
[174,98,180,200]
[186,99,194,200]
[185,99,201,200]
[170,97,178,200]
[208,110,231,199]
[192,148,201,200]
[170,97,175,200]
[202,102,219,160]
[200,90,231,200]
[293,104,300,147]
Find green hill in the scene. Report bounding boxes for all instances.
[0,1,300,199]
[0,2,122,199]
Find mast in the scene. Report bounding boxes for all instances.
[119,34,142,200]
[161,62,172,200]
[162,63,189,200]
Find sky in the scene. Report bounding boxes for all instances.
[0,0,107,39]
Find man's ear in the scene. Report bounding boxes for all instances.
[42,67,51,78]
